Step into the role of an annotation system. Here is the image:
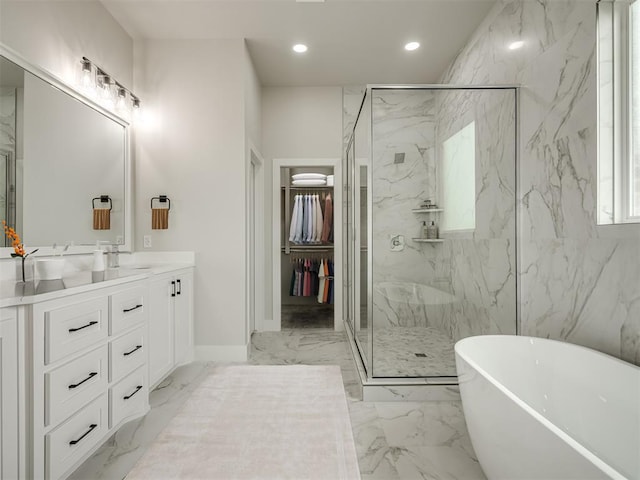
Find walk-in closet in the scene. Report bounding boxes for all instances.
[272,160,342,330]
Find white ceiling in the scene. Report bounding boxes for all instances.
[101,0,496,87]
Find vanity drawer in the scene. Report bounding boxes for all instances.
[45,345,108,428]
[110,326,146,382]
[110,366,147,428]
[45,297,109,365]
[110,286,147,335]
[46,393,108,480]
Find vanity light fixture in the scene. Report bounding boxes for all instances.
[293,44,308,53]
[404,41,420,51]
[80,56,141,115]
[116,86,127,111]
[80,58,93,86]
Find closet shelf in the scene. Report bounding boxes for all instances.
[282,186,334,191]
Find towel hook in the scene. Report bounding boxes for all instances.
[151,195,171,210]
[92,195,112,211]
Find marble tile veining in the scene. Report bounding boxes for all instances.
[439,0,640,365]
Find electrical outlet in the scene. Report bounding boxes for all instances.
[143,235,152,248]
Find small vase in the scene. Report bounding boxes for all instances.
[15,256,34,283]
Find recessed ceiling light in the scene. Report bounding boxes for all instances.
[293,44,308,53]
[404,42,420,51]
[508,40,524,50]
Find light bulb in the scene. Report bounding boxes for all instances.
[404,42,420,51]
[116,87,128,112]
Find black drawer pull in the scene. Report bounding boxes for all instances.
[176,279,182,295]
[171,280,176,297]
[123,345,142,357]
[123,304,143,313]
[68,321,98,333]
[69,423,98,445]
[68,372,98,389]
[123,385,143,400]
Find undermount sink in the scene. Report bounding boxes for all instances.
[119,264,153,270]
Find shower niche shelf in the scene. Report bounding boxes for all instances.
[411,208,444,213]
[412,238,444,244]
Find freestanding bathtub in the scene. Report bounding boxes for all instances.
[455,335,639,480]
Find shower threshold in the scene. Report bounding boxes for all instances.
[344,323,461,402]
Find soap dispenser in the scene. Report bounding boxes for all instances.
[92,248,105,272]
[426,221,439,240]
[422,221,429,239]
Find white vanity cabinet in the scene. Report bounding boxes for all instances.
[0,308,20,480]
[148,268,194,388]
[0,261,194,479]
[29,280,151,480]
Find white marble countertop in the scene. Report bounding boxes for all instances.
[0,262,194,308]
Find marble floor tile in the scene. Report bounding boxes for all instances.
[70,328,485,480]
[392,446,486,480]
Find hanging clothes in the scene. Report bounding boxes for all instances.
[314,194,324,243]
[289,195,301,242]
[321,193,333,244]
[289,257,334,304]
[291,195,304,244]
[290,192,331,245]
[317,258,326,304]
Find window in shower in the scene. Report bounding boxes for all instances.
[440,121,476,233]
[597,0,640,224]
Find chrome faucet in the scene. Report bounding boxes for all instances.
[106,244,119,268]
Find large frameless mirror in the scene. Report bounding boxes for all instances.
[0,49,130,255]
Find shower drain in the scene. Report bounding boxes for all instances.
[414,353,427,357]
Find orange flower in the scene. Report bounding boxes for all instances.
[2,220,35,258]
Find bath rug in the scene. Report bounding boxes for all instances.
[126,365,360,480]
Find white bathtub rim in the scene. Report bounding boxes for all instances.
[455,335,632,480]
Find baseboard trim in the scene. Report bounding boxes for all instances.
[195,344,249,362]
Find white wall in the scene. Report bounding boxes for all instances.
[244,42,262,152]
[261,86,343,322]
[0,1,133,89]
[134,39,249,358]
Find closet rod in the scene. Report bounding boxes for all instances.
[285,186,334,191]
[282,246,334,252]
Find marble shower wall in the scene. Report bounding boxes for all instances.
[368,87,518,348]
[440,0,640,365]
[434,88,517,342]
[370,89,439,330]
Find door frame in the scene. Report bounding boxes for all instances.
[246,141,265,342]
[271,158,343,331]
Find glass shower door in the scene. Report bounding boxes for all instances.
[368,86,518,378]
